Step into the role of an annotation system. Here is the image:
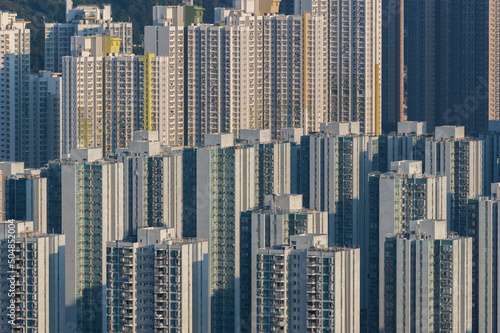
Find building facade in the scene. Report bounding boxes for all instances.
[26,71,62,168]
[142,26,185,147]
[186,14,327,146]
[422,126,483,235]
[0,12,30,163]
[62,36,177,155]
[0,221,65,332]
[239,194,328,330]
[479,124,500,195]
[116,131,184,238]
[405,0,489,132]
[301,0,382,134]
[467,194,500,332]
[366,160,447,331]
[238,129,291,204]
[106,227,209,332]
[3,167,48,234]
[59,148,124,333]
[196,134,257,332]
[378,121,428,172]
[62,36,140,155]
[490,0,500,121]
[45,1,132,73]
[0,169,4,222]
[381,0,405,132]
[383,220,473,332]
[254,234,360,332]
[298,123,379,247]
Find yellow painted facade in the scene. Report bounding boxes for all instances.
[375,64,380,136]
[139,52,155,131]
[259,0,281,15]
[103,36,121,55]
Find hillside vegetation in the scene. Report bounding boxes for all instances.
[0,0,189,72]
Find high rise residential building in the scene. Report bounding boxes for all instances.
[0,169,4,222]
[103,53,142,152]
[253,234,360,332]
[403,0,427,125]
[445,0,489,128]
[405,0,489,132]
[381,0,405,132]
[299,12,328,134]
[152,238,209,332]
[0,162,25,224]
[383,219,473,332]
[297,122,379,247]
[239,194,328,330]
[181,147,197,237]
[106,227,209,332]
[2,165,48,234]
[107,227,166,332]
[490,0,500,121]
[0,12,30,163]
[222,14,260,137]
[238,129,291,203]
[203,0,232,23]
[234,0,281,16]
[467,191,500,332]
[151,5,204,27]
[45,0,132,73]
[115,131,184,237]
[282,128,302,195]
[1,66,62,168]
[241,194,329,250]
[144,52,186,147]
[278,0,294,15]
[422,126,483,235]
[57,148,124,332]
[143,26,185,146]
[186,13,326,145]
[61,36,120,154]
[0,221,65,332]
[196,133,257,332]
[300,0,382,134]
[185,24,225,145]
[144,25,184,58]
[366,160,447,330]
[229,13,326,138]
[26,71,63,168]
[194,131,290,331]
[116,128,290,241]
[378,121,428,172]
[41,163,63,234]
[63,36,176,155]
[480,121,500,195]
[370,160,447,244]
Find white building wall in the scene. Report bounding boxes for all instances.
[307,133,378,247]
[383,227,472,332]
[0,222,65,332]
[301,0,381,133]
[45,17,132,73]
[61,158,124,331]
[0,13,30,162]
[27,72,62,168]
[467,197,500,332]
[254,244,360,332]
